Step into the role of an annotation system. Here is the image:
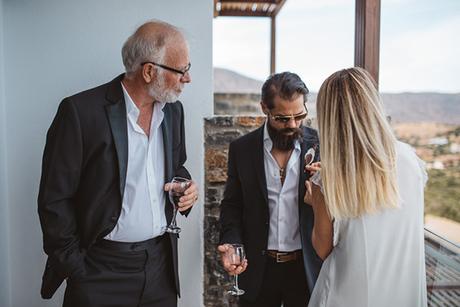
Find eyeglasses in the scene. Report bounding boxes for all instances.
[268,108,308,124]
[141,61,191,76]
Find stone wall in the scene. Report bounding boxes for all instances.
[204,92,316,306]
[203,116,265,307]
[214,93,262,116]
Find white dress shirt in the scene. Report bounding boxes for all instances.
[263,122,302,252]
[105,83,166,242]
[308,141,428,307]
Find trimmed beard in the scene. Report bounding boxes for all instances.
[148,73,181,103]
[267,121,303,151]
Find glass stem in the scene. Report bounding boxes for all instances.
[171,209,178,227]
[234,274,239,289]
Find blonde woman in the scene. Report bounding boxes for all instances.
[304,67,427,307]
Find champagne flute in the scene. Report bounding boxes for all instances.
[304,144,317,167]
[226,244,246,296]
[166,177,190,234]
[304,144,318,179]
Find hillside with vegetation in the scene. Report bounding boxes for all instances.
[395,124,460,223]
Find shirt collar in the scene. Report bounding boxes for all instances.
[121,82,166,119]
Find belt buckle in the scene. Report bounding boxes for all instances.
[276,252,288,263]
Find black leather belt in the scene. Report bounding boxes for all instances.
[267,250,302,263]
[96,234,167,252]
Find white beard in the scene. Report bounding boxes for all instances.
[148,74,181,103]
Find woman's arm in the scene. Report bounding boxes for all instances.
[305,181,333,260]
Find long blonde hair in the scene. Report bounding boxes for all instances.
[317,67,399,220]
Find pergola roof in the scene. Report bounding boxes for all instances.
[214,0,287,17]
[214,0,381,84]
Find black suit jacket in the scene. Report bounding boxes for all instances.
[38,74,190,299]
[219,125,322,301]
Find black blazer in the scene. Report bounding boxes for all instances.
[219,125,322,301]
[38,74,190,299]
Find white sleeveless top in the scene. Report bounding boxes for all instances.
[308,141,428,307]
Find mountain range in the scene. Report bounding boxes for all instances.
[214,68,460,125]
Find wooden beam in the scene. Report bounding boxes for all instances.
[219,0,278,3]
[354,0,380,86]
[214,0,219,18]
[270,15,276,75]
[216,1,287,17]
[270,0,286,17]
[218,10,270,17]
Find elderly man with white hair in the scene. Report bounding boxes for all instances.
[38,20,198,307]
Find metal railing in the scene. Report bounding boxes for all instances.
[425,228,460,306]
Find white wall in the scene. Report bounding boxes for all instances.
[0,0,12,306]
[2,1,212,306]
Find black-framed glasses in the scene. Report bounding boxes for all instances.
[141,61,191,76]
[269,108,308,124]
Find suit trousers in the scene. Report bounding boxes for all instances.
[239,254,309,307]
[63,234,177,307]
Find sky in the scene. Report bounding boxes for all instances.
[213,0,460,93]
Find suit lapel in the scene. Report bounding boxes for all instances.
[161,105,174,222]
[254,126,269,205]
[297,126,323,289]
[298,126,320,212]
[298,136,309,208]
[162,105,173,182]
[105,75,128,199]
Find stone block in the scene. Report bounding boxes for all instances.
[204,217,220,245]
[205,186,225,205]
[205,130,242,147]
[205,148,228,169]
[236,116,265,127]
[206,169,228,184]
[205,116,234,128]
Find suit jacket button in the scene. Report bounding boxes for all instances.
[111,216,117,221]
[261,250,266,255]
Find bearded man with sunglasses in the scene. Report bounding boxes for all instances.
[218,72,322,307]
[38,20,198,307]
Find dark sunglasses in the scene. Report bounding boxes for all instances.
[269,110,308,124]
[141,61,191,76]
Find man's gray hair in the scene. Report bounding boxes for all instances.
[121,20,183,77]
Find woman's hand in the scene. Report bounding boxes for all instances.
[304,161,321,176]
[304,179,324,206]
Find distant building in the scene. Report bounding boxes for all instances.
[429,137,449,146]
[437,155,460,168]
[428,160,445,170]
[450,143,460,153]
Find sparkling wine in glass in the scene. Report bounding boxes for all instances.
[226,244,246,296]
[304,144,318,179]
[166,177,190,234]
[304,144,317,167]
